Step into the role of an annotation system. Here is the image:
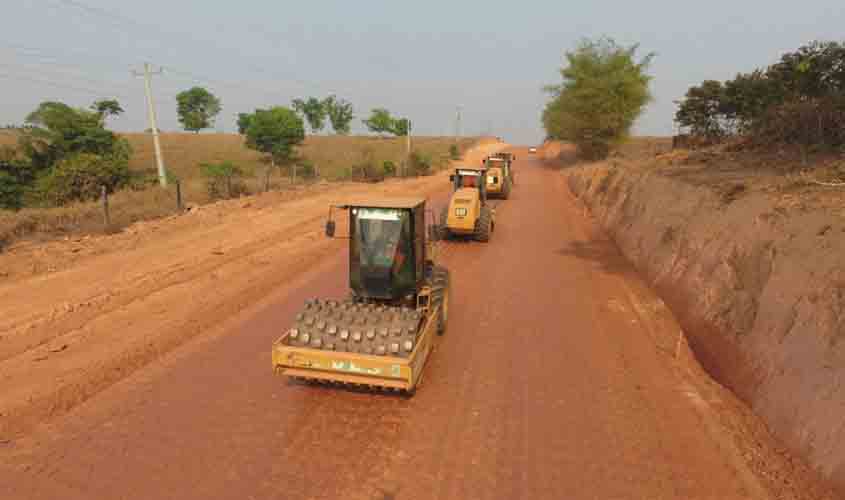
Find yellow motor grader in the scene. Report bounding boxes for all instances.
[440,166,495,242]
[272,198,450,395]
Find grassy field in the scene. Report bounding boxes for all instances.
[125,133,473,181]
[0,132,478,247]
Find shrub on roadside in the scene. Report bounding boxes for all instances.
[449,144,461,160]
[0,171,22,210]
[408,151,433,176]
[296,159,317,179]
[383,160,397,176]
[200,160,247,199]
[35,152,131,206]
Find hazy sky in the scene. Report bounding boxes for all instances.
[2,0,844,144]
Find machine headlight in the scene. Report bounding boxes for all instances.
[455,208,468,217]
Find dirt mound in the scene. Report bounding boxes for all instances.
[565,154,845,494]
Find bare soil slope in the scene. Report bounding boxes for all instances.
[562,140,845,494]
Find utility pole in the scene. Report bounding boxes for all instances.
[133,62,167,187]
[406,119,412,176]
[455,106,462,142]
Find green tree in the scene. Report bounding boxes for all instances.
[35,150,131,205]
[292,97,327,134]
[244,106,305,188]
[674,80,729,138]
[176,87,221,133]
[363,108,396,136]
[236,113,254,135]
[21,101,130,171]
[9,101,132,207]
[0,148,25,210]
[543,37,654,159]
[90,99,124,125]
[392,118,410,136]
[323,95,354,135]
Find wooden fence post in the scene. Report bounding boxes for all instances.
[176,180,182,211]
[101,185,110,230]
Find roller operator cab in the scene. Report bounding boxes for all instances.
[346,203,424,302]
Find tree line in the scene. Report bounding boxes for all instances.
[674,40,845,153]
[0,84,423,210]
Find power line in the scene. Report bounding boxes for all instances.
[1,42,270,101]
[35,0,379,99]
[0,41,132,71]
[15,1,391,131]
[0,72,128,98]
[0,61,133,98]
[46,0,152,35]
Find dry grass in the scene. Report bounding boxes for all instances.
[0,133,478,248]
[126,133,472,181]
[0,187,180,247]
[0,130,18,148]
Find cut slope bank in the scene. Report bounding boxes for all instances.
[562,142,845,493]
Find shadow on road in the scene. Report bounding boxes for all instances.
[556,239,636,278]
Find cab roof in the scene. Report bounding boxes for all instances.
[334,197,426,209]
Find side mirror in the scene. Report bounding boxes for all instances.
[449,175,455,181]
[325,220,336,238]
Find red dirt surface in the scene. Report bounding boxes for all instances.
[0,139,505,441]
[0,147,836,499]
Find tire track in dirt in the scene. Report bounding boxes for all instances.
[0,141,510,440]
[0,148,837,500]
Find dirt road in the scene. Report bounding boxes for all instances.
[0,151,835,499]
